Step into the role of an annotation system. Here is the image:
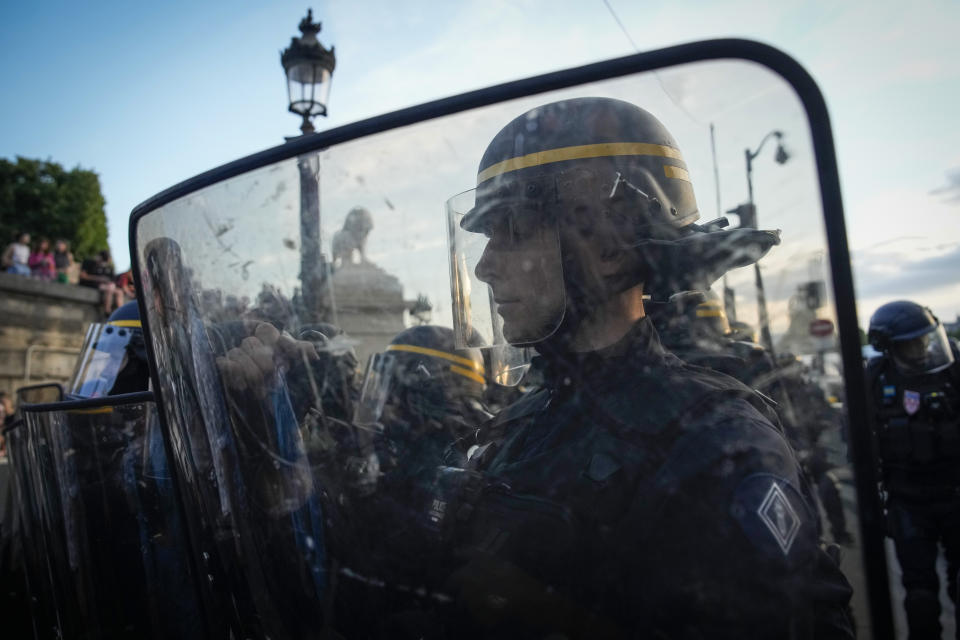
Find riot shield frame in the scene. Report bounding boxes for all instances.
[16,382,64,405]
[128,38,892,638]
[20,390,155,413]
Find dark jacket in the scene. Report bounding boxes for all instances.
[440,318,853,639]
[865,350,960,499]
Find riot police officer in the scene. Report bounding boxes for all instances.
[69,299,151,397]
[330,326,493,637]
[9,299,205,639]
[439,96,854,638]
[356,325,491,484]
[866,300,960,639]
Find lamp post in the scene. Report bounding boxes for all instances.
[743,130,789,357]
[281,10,336,322]
[281,9,336,135]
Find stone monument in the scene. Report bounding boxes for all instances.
[329,207,406,366]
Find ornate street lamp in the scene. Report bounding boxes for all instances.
[281,10,336,323]
[281,9,336,135]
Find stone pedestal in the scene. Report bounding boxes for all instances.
[330,262,406,366]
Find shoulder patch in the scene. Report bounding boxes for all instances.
[903,389,920,415]
[585,452,622,483]
[731,473,814,560]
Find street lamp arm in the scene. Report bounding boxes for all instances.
[747,130,784,161]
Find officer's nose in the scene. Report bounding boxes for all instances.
[474,241,500,286]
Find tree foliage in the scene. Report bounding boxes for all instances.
[0,156,108,260]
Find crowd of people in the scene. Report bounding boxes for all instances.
[2,231,134,317]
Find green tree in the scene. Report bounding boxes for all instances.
[0,156,108,260]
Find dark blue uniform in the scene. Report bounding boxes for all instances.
[433,318,853,639]
[867,349,960,639]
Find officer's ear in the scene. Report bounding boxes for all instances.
[597,242,633,276]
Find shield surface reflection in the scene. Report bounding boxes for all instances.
[14,393,203,639]
[131,42,888,639]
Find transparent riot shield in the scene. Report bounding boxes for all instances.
[3,420,58,640]
[131,41,893,638]
[15,392,205,639]
[0,384,65,637]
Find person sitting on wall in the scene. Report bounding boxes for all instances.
[28,238,56,281]
[116,269,136,302]
[79,249,124,317]
[53,239,76,284]
[2,232,31,276]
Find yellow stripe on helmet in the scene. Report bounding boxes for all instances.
[67,406,114,415]
[476,142,684,184]
[386,343,485,374]
[108,320,142,328]
[663,165,690,182]
[449,364,486,385]
[696,300,725,318]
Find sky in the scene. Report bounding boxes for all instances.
[2,0,959,329]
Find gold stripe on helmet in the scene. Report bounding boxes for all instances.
[696,300,724,317]
[663,165,690,182]
[476,142,684,184]
[108,320,142,328]
[386,343,485,374]
[67,406,114,415]
[449,364,486,385]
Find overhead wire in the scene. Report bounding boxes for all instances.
[600,0,707,127]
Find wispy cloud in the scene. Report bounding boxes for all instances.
[930,168,960,203]
[853,242,960,298]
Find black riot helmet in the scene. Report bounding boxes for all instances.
[68,301,151,397]
[728,320,759,345]
[294,322,360,423]
[652,290,732,351]
[447,97,780,350]
[354,325,488,433]
[868,300,956,376]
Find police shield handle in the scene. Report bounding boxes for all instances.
[216,323,319,399]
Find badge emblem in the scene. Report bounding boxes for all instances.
[757,482,801,555]
[883,385,896,398]
[903,389,921,415]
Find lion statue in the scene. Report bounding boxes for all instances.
[332,206,374,267]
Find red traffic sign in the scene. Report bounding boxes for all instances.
[809,318,834,337]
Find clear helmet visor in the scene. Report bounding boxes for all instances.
[890,323,955,375]
[353,352,394,428]
[446,171,569,384]
[353,346,487,427]
[68,323,138,398]
[447,162,692,383]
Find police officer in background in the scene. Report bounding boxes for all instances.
[69,300,151,397]
[355,325,491,488]
[867,300,960,638]
[439,96,853,638]
[654,292,854,545]
[336,326,493,637]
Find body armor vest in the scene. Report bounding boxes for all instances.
[869,358,960,494]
